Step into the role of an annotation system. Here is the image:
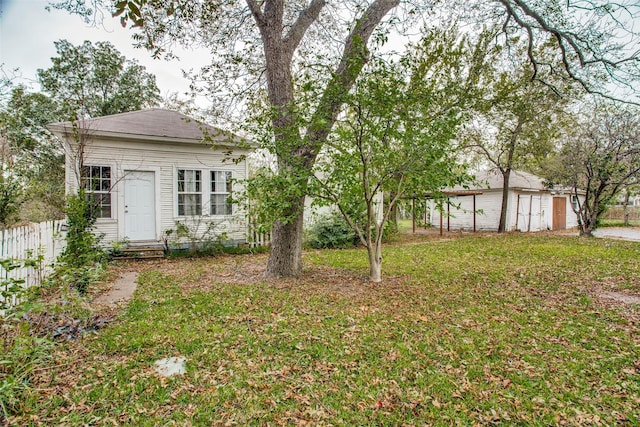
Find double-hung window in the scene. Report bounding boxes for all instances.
[177,169,202,215]
[81,165,112,218]
[211,171,232,215]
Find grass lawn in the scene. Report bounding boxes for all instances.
[11,233,640,426]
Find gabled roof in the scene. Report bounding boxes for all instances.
[474,170,547,191]
[48,108,250,146]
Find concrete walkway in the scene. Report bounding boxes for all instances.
[593,227,640,242]
[94,271,139,306]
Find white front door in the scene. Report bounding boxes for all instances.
[124,171,156,241]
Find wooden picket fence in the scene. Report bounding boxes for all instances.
[1,220,66,309]
[248,218,271,248]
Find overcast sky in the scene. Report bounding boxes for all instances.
[2,0,639,105]
[0,0,209,98]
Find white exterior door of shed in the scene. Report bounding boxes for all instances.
[124,171,156,241]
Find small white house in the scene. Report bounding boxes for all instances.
[430,170,584,232]
[49,109,254,247]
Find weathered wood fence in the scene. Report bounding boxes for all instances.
[249,229,271,248]
[248,219,271,248]
[602,206,640,222]
[1,220,66,308]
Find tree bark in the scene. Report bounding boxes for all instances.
[266,196,306,276]
[256,0,400,277]
[624,191,630,226]
[498,168,511,233]
[497,120,521,233]
[367,240,383,283]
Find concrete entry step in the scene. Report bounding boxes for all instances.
[112,246,165,260]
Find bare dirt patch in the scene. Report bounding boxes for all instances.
[598,291,640,305]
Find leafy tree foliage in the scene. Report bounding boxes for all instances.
[462,44,572,232]
[0,87,65,221]
[37,39,160,119]
[55,0,640,277]
[309,29,480,282]
[0,168,22,228]
[544,102,640,236]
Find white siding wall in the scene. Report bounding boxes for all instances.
[431,191,503,231]
[511,192,551,232]
[429,191,582,232]
[564,194,584,229]
[65,138,250,245]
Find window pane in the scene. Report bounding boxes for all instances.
[178,169,185,192]
[210,171,232,215]
[210,194,231,215]
[225,172,232,193]
[211,170,232,194]
[101,178,110,191]
[99,194,111,218]
[80,166,112,218]
[225,196,232,215]
[178,169,202,216]
[182,169,201,192]
[184,170,194,192]
[178,194,201,216]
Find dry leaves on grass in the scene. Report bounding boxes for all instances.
[126,254,408,304]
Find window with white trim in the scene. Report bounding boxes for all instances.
[177,169,202,215]
[81,165,112,218]
[211,171,233,215]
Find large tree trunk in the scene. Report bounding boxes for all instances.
[580,200,600,237]
[266,201,305,277]
[497,120,521,233]
[251,0,400,277]
[498,169,511,233]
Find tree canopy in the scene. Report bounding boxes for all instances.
[53,0,640,277]
[461,41,573,232]
[544,101,640,236]
[309,27,482,282]
[37,39,161,119]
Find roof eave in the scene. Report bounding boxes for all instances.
[48,125,257,149]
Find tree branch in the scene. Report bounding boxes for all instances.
[300,0,400,164]
[497,0,640,105]
[284,0,327,54]
[245,0,265,28]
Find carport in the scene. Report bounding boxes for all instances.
[409,191,483,236]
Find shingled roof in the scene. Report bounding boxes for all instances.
[48,108,246,145]
[475,170,547,191]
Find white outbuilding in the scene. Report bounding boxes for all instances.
[429,170,584,232]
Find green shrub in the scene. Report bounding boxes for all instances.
[306,213,359,249]
[56,190,107,293]
[163,218,230,257]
